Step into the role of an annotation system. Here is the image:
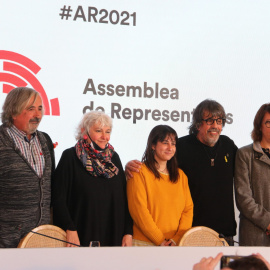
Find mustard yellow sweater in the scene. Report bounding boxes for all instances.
[127,164,193,246]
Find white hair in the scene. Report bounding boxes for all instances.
[75,111,113,140]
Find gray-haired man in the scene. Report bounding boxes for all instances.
[0,87,55,247]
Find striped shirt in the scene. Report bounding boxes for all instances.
[6,125,45,177]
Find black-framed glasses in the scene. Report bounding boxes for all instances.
[265,120,270,128]
[201,118,226,125]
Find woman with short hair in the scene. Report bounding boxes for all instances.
[53,111,132,246]
[127,125,193,246]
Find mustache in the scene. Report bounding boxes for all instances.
[29,117,41,123]
[207,128,220,132]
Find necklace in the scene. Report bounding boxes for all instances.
[158,167,167,173]
[158,169,169,175]
[201,144,218,167]
[196,136,219,166]
[157,164,168,174]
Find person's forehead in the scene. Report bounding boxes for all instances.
[202,110,222,118]
[163,134,176,141]
[25,94,42,108]
[32,94,42,104]
[263,111,270,120]
[92,122,111,129]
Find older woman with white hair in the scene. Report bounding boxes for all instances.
[53,111,133,247]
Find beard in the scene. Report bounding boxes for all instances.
[28,118,41,134]
[204,136,219,146]
[204,128,221,146]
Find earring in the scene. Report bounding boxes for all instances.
[83,134,88,140]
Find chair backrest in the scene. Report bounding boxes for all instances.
[179,226,229,246]
[17,224,67,248]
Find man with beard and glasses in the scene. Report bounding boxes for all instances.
[126,99,237,245]
[176,99,237,245]
[0,87,55,248]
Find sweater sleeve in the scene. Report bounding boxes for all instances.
[112,152,133,235]
[52,149,76,231]
[127,168,165,245]
[235,147,270,231]
[171,170,193,244]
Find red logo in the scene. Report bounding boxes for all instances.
[0,50,60,116]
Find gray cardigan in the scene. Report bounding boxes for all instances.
[0,125,53,248]
[235,141,270,246]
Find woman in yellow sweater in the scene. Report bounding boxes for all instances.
[127,125,193,246]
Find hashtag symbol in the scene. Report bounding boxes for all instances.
[59,5,72,20]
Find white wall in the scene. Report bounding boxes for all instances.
[1,0,270,243]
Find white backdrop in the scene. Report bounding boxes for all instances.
[1,0,270,243]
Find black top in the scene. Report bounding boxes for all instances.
[262,148,270,159]
[52,147,133,246]
[176,134,237,236]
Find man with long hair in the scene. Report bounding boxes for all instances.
[177,99,237,245]
[0,87,55,248]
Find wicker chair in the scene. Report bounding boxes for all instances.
[17,224,67,248]
[179,226,229,246]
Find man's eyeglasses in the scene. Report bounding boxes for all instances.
[265,120,270,128]
[201,118,226,125]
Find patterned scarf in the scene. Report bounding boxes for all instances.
[75,139,119,178]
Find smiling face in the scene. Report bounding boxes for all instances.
[152,134,176,164]
[12,94,43,138]
[88,122,111,149]
[196,111,223,146]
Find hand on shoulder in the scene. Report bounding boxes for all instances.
[125,160,142,179]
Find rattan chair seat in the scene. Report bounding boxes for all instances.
[17,224,67,248]
[179,226,229,246]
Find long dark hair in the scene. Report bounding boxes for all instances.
[142,125,179,183]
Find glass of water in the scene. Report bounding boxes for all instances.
[89,241,100,247]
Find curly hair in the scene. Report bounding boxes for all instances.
[75,111,112,140]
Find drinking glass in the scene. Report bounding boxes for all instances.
[89,241,100,247]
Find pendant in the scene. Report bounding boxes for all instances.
[211,159,215,166]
